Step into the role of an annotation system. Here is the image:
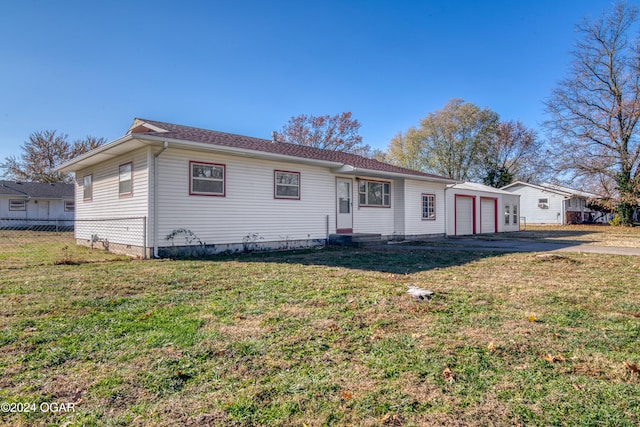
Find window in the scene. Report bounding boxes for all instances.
[190,161,225,196]
[83,175,93,201]
[538,198,548,209]
[505,205,510,225]
[274,171,300,199]
[358,180,390,207]
[119,162,132,196]
[64,201,75,212]
[422,194,436,220]
[9,199,26,211]
[567,198,573,208]
[513,204,518,224]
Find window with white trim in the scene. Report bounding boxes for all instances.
[64,201,75,212]
[358,180,390,207]
[9,199,26,211]
[119,162,132,196]
[505,204,510,225]
[422,194,436,220]
[512,204,518,224]
[190,161,225,196]
[274,171,300,199]
[538,198,548,209]
[83,175,93,201]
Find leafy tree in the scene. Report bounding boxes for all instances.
[544,1,640,225]
[482,120,544,187]
[0,131,105,183]
[278,112,371,156]
[387,99,498,180]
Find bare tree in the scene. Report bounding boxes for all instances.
[1,131,106,183]
[278,112,370,156]
[482,120,545,187]
[545,1,640,225]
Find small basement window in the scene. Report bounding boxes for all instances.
[9,199,26,211]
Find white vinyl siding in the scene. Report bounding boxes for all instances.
[403,180,447,236]
[157,149,335,245]
[75,147,149,220]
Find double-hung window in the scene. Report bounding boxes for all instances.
[358,180,390,207]
[83,175,93,201]
[119,162,133,197]
[190,161,225,196]
[512,205,518,224]
[422,194,436,220]
[505,205,511,225]
[274,171,300,199]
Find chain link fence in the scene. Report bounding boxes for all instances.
[0,217,147,267]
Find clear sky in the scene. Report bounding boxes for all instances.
[0,0,622,162]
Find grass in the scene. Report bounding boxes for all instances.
[0,227,639,426]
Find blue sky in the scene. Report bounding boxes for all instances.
[0,0,621,163]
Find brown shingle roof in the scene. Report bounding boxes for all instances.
[0,181,74,198]
[132,118,453,181]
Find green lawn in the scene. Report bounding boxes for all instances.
[1,228,639,426]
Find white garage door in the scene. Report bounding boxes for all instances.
[480,198,496,234]
[455,196,474,235]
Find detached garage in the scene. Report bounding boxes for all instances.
[445,182,520,236]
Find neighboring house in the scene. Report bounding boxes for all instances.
[445,182,521,235]
[501,181,603,225]
[57,118,462,257]
[0,180,75,228]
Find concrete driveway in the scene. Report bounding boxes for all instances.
[382,235,640,256]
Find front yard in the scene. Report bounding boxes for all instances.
[1,226,639,426]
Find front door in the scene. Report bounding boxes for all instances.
[336,178,353,233]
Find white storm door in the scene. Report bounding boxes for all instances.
[336,178,353,232]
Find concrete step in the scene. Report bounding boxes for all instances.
[328,233,383,247]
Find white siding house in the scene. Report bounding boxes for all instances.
[444,182,521,236]
[0,181,74,229]
[57,118,457,257]
[501,181,603,225]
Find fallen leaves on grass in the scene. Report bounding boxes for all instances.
[542,353,566,363]
[624,362,640,374]
[442,367,455,383]
[381,412,405,425]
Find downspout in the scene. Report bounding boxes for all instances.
[153,142,169,258]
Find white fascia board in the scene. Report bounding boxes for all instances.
[55,135,138,172]
[332,164,458,183]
